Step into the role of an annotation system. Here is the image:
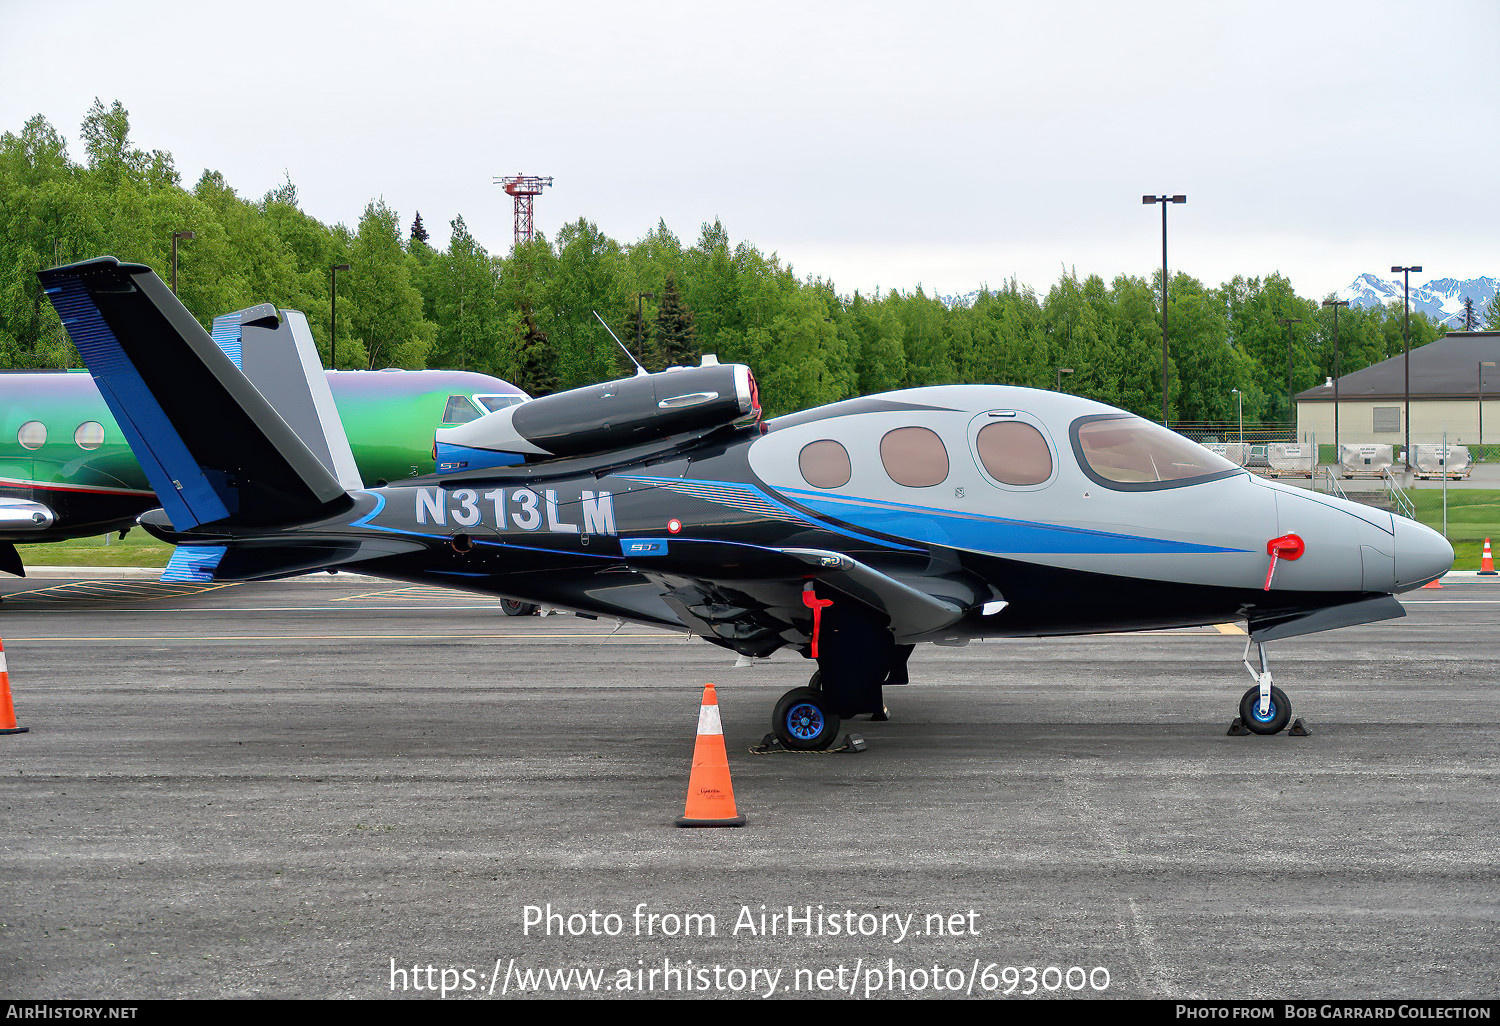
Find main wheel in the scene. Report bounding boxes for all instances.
[500,599,538,617]
[1239,685,1291,735]
[773,687,841,751]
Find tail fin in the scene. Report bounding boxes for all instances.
[209,304,363,491]
[39,257,352,531]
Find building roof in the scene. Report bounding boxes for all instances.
[1297,331,1500,402]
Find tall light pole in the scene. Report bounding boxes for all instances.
[636,291,654,370]
[1481,361,1496,446]
[1231,387,1243,445]
[1142,194,1186,426]
[1056,366,1074,391]
[170,230,194,294]
[330,263,350,369]
[1278,316,1303,433]
[1392,264,1422,470]
[1322,298,1349,457]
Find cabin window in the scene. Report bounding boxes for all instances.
[476,394,525,413]
[74,422,105,450]
[975,421,1052,486]
[1071,414,1239,490]
[17,421,45,450]
[799,439,851,489]
[442,394,482,425]
[879,427,949,487]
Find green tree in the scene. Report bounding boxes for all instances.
[348,199,430,369]
[653,273,699,367]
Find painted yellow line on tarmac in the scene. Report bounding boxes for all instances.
[0,633,674,642]
[1215,623,1246,634]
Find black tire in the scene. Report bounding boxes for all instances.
[500,599,538,617]
[773,687,841,751]
[1239,685,1291,735]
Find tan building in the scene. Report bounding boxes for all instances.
[1296,331,1500,448]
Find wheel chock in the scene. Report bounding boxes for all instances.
[1226,717,1251,736]
[750,732,866,755]
[1287,718,1311,736]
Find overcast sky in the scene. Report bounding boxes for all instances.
[2,0,1494,300]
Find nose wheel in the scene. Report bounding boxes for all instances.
[1234,640,1293,735]
[1238,684,1291,734]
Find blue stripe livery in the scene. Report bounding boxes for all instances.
[775,487,1246,556]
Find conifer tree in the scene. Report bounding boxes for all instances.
[652,274,699,367]
[410,211,429,246]
[516,307,559,396]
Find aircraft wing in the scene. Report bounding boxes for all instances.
[618,538,983,650]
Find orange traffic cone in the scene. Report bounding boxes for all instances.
[0,638,28,735]
[1481,538,1497,576]
[1422,578,1444,589]
[675,684,745,828]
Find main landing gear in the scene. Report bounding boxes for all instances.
[769,591,912,751]
[1230,639,1304,736]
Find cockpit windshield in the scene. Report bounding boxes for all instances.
[475,394,526,413]
[1071,414,1240,490]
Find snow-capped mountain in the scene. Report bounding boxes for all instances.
[1339,273,1496,329]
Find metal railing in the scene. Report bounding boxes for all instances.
[1314,465,1347,500]
[1382,469,1417,521]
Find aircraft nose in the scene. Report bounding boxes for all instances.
[1392,516,1453,591]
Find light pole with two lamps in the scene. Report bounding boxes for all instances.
[330,263,350,369]
[1392,264,1422,471]
[170,230,194,295]
[1322,298,1349,457]
[1142,194,1186,426]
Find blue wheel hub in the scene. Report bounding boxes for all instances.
[785,702,825,741]
[1250,699,1278,723]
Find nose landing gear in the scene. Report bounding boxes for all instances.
[1232,639,1293,735]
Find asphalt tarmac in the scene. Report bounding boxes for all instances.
[0,572,1496,1000]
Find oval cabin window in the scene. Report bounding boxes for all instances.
[17,421,46,450]
[976,421,1052,486]
[74,421,105,450]
[879,427,949,487]
[799,439,851,489]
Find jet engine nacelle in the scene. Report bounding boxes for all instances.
[434,359,759,471]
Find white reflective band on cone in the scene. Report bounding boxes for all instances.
[0,652,7,674]
[697,704,722,735]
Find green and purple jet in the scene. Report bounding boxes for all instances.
[0,363,527,574]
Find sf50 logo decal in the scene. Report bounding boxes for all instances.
[413,487,616,535]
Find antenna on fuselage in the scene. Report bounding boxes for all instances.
[593,311,649,377]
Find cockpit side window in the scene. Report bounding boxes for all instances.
[879,426,949,487]
[975,421,1052,486]
[1071,414,1240,491]
[442,394,483,425]
[475,394,525,413]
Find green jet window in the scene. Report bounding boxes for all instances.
[74,422,105,450]
[879,427,949,488]
[799,439,851,489]
[17,421,45,450]
[442,395,482,425]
